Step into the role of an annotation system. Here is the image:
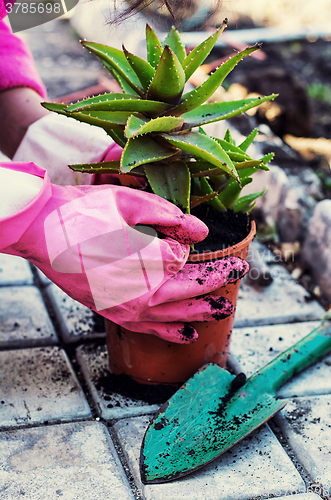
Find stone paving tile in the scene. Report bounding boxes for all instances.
[113,416,305,500]
[275,395,331,491]
[46,283,105,342]
[0,254,33,286]
[235,264,324,328]
[0,347,92,428]
[228,321,331,398]
[76,344,159,419]
[0,286,57,348]
[0,421,133,500]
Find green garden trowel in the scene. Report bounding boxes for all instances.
[140,320,331,484]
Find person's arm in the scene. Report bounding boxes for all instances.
[0,17,48,157]
[0,17,114,183]
[0,87,49,158]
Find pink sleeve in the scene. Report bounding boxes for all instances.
[0,2,47,97]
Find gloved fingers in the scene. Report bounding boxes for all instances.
[101,142,123,162]
[150,257,248,306]
[118,320,199,344]
[112,186,209,244]
[139,294,234,323]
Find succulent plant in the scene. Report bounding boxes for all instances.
[43,21,275,214]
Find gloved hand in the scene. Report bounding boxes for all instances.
[13,113,115,185]
[0,162,248,343]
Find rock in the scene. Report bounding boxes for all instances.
[302,199,331,302]
[238,67,313,137]
[277,171,320,243]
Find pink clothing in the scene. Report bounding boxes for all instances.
[0,0,46,97]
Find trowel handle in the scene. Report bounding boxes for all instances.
[255,321,331,393]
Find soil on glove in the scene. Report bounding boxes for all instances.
[191,207,250,253]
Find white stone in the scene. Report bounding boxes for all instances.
[275,395,331,490]
[76,344,160,419]
[0,347,92,427]
[229,321,331,398]
[247,165,290,219]
[0,254,33,285]
[46,283,104,342]
[0,286,57,348]
[0,421,133,500]
[114,416,305,500]
[235,264,324,327]
[302,199,331,302]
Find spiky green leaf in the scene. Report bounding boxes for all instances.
[82,41,144,96]
[123,45,155,90]
[107,129,127,148]
[262,152,275,165]
[238,127,258,152]
[124,115,149,138]
[41,102,68,115]
[146,24,163,69]
[190,191,224,210]
[120,135,177,172]
[199,177,226,211]
[64,109,135,130]
[218,176,252,208]
[69,160,121,174]
[168,44,262,115]
[212,137,251,159]
[164,26,186,64]
[238,160,268,171]
[103,62,139,95]
[66,93,136,112]
[237,167,262,179]
[227,151,251,162]
[233,189,267,212]
[161,131,239,181]
[125,115,184,138]
[65,93,170,115]
[147,45,185,105]
[182,22,226,81]
[189,163,226,178]
[182,96,277,129]
[224,128,234,145]
[145,161,190,212]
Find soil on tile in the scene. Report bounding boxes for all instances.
[94,369,178,405]
[284,400,312,435]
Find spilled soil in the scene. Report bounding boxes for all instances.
[94,369,178,405]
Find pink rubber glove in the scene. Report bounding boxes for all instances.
[0,162,248,344]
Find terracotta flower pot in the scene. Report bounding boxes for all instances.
[105,220,256,385]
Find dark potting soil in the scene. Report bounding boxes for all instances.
[94,369,178,405]
[191,206,251,254]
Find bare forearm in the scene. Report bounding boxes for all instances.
[0,87,49,158]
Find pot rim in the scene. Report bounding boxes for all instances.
[187,220,256,263]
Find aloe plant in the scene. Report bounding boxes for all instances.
[43,21,275,214]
